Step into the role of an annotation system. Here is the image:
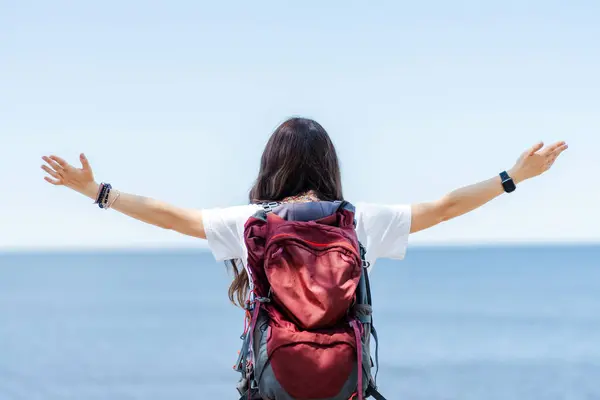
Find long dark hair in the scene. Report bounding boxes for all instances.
[227,117,344,307]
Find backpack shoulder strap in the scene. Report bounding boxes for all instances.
[357,242,383,386]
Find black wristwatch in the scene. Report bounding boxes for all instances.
[500,171,516,193]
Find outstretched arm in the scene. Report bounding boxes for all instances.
[410,141,568,233]
[41,154,207,239]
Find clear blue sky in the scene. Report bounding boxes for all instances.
[1,0,598,249]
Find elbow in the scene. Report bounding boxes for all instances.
[439,212,451,223]
[439,211,451,223]
[160,215,179,231]
[437,196,456,223]
[161,222,175,231]
[155,211,177,231]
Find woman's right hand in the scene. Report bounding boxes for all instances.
[41,152,207,238]
[41,153,99,198]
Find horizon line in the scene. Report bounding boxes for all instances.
[1,239,599,254]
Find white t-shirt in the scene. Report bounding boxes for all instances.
[202,202,412,268]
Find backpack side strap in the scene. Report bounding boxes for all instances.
[357,241,381,383]
[370,324,381,383]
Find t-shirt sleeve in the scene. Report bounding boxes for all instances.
[355,202,412,263]
[201,205,259,261]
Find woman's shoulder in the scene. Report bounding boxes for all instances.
[204,203,263,213]
[353,201,412,234]
[201,203,262,228]
[353,201,412,217]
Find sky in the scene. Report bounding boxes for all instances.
[1,0,599,250]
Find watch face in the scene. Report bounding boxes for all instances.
[503,179,516,193]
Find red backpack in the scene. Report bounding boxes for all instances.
[232,201,386,400]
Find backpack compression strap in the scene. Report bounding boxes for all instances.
[237,389,262,400]
[366,386,388,400]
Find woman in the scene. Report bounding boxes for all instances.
[41,117,567,397]
[41,117,567,262]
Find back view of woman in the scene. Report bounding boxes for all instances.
[42,117,567,399]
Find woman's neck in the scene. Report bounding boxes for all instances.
[280,190,320,203]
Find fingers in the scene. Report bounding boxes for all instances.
[42,156,64,174]
[527,141,544,156]
[551,143,568,156]
[50,155,68,168]
[80,153,91,171]
[540,141,566,156]
[44,176,63,185]
[41,165,61,180]
[545,143,568,170]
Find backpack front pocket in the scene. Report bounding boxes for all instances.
[265,237,361,330]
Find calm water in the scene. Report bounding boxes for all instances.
[1,245,599,400]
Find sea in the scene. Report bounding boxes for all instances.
[1,245,599,400]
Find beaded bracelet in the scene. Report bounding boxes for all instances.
[96,183,112,208]
[102,184,112,208]
[95,183,108,205]
[101,185,112,209]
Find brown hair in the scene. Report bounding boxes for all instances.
[227,117,344,307]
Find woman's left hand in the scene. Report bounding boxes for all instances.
[509,141,568,183]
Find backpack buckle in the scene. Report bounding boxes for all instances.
[250,378,258,389]
[254,296,271,303]
[261,202,280,212]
